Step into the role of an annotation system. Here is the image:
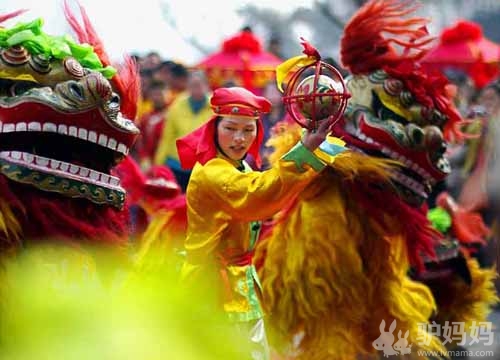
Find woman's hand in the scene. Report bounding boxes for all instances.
[301,116,333,151]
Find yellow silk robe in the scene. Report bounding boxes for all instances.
[181,141,343,322]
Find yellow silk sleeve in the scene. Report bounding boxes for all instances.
[188,142,326,222]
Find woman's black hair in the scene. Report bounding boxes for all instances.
[214,116,224,155]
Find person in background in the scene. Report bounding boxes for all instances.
[459,79,500,216]
[260,81,286,169]
[165,62,189,107]
[137,68,154,120]
[133,80,168,170]
[441,70,478,203]
[141,51,162,71]
[267,34,283,60]
[154,70,212,191]
[154,60,175,86]
[458,78,500,290]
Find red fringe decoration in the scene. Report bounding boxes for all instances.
[0,175,129,246]
[340,0,433,75]
[436,192,489,250]
[114,55,140,121]
[63,0,139,121]
[349,180,439,272]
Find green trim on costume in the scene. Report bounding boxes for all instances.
[227,264,264,323]
[282,141,326,172]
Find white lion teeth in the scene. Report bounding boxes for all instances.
[88,131,97,143]
[109,177,120,186]
[117,143,127,154]
[98,134,108,146]
[0,122,130,155]
[391,170,428,198]
[107,138,117,150]
[23,153,34,163]
[79,168,90,177]
[78,128,88,140]
[69,126,78,137]
[11,151,22,160]
[355,131,436,183]
[58,124,68,135]
[50,159,60,169]
[0,151,121,188]
[35,156,49,166]
[3,123,15,132]
[28,122,41,131]
[42,122,57,132]
[16,122,27,131]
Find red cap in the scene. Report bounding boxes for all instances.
[211,87,271,118]
[176,87,269,170]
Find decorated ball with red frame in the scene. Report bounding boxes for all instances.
[283,62,350,131]
[296,74,344,120]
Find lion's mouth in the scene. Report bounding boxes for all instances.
[0,124,128,191]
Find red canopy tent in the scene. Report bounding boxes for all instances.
[421,20,500,88]
[196,29,282,93]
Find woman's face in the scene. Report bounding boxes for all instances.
[217,116,258,161]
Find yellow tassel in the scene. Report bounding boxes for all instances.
[0,199,23,247]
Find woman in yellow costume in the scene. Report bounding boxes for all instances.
[175,86,347,359]
[256,1,498,359]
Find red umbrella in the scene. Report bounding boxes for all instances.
[196,30,282,92]
[421,20,500,88]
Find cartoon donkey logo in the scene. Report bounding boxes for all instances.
[372,319,400,357]
[393,330,412,355]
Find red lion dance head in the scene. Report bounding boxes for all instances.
[0,2,139,250]
[338,0,465,205]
